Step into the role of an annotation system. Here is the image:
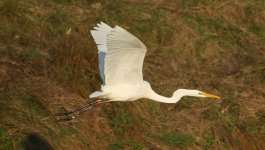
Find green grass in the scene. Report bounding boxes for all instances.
[55,0,73,4]
[47,9,73,35]
[161,131,194,148]
[0,0,265,149]
[0,90,12,113]
[247,23,261,36]
[181,0,200,8]
[103,1,174,46]
[0,0,37,45]
[247,22,265,40]
[102,1,128,24]
[151,10,175,44]
[3,45,19,58]
[22,95,46,123]
[181,0,226,8]
[0,21,12,38]
[203,132,215,150]
[108,139,143,150]
[201,99,245,148]
[148,101,161,116]
[59,127,77,138]
[202,102,238,130]
[161,46,182,55]
[175,97,195,109]
[241,119,265,138]
[194,41,206,59]
[181,14,223,39]
[181,13,255,51]
[62,67,75,81]
[110,112,133,135]
[21,49,43,62]
[0,127,13,150]
[0,0,19,17]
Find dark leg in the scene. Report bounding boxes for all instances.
[56,99,107,121]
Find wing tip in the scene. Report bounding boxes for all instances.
[90,22,113,53]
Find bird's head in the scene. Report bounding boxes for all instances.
[173,89,221,100]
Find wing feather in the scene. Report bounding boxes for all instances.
[90,22,112,84]
[90,22,147,86]
[105,25,147,86]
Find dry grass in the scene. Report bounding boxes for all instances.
[1,0,265,149]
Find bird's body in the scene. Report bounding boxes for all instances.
[89,22,220,103]
[56,22,220,121]
[93,82,149,101]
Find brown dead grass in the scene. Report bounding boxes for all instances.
[1,0,265,149]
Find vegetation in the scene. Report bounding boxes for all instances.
[108,139,143,150]
[161,131,194,148]
[110,112,133,135]
[0,127,13,150]
[0,0,264,149]
[203,132,215,150]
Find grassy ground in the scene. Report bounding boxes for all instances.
[0,0,265,149]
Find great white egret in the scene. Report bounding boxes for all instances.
[89,22,220,102]
[56,22,220,121]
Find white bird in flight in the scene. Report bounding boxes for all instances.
[56,22,220,121]
[89,22,220,103]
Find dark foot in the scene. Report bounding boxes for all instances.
[55,99,106,122]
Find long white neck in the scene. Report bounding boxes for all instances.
[146,90,181,103]
[145,87,200,103]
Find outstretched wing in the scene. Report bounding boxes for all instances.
[90,22,147,86]
[90,22,112,84]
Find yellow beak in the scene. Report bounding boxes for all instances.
[203,92,221,99]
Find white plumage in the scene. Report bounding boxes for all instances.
[90,22,112,53]
[89,22,220,103]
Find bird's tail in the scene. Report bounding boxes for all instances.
[89,91,107,99]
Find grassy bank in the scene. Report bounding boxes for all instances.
[0,0,264,149]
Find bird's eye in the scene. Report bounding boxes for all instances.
[199,92,204,95]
